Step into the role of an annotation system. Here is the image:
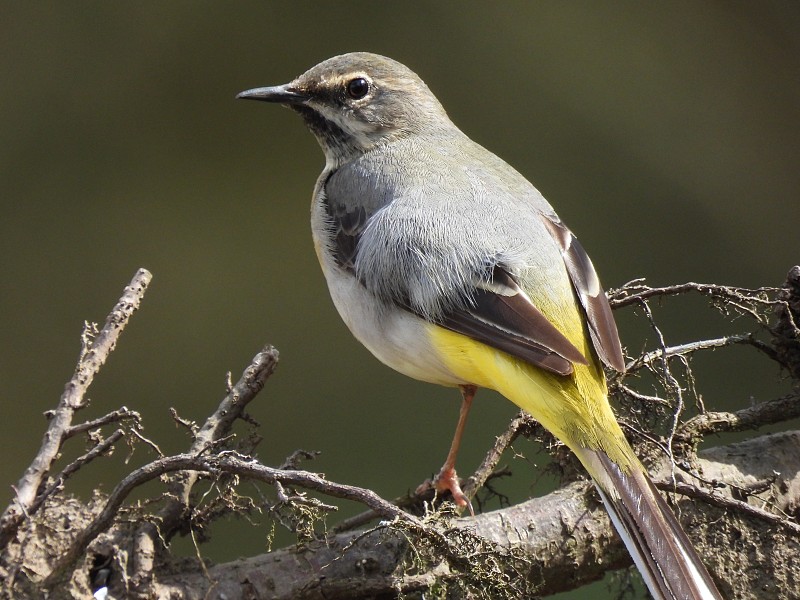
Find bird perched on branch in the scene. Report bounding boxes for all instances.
[238,52,723,599]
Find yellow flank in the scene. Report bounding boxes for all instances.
[427,313,638,475]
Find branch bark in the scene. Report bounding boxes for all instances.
[146,431,800,599]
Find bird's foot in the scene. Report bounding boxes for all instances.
[416,466,474,516]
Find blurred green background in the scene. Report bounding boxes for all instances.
[1,2,798,598]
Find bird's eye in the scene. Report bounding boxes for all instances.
[346,77,370,99]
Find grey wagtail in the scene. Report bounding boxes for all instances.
[238,52,722,600]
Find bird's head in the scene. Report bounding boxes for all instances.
[238,52,452,162]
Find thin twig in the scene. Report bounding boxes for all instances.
[129,429,164,457]
[625,334,756,372]
[639,300,684,484]
[612,384,671,408]
[609,281,778,312]
[63,408,142,439]
[463,413,533,499]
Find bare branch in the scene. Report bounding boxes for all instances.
[0,268,152,550]
[63,408,142,440]
[609,280,779,316]
[29,429,126,517]
[145,431,800,600]
[677,390,800,442]
[131,346,279,593]
[653,478,800,537]
[43,453,422,589]
[772,266,800,378]
[6,271,800,599]
[463,412,534,500]
[626,333,760,372]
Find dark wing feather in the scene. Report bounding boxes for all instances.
[540,216,625,372]
[437,267,588,376]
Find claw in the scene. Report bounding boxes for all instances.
[417,466,474,516]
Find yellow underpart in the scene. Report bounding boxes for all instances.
[427,320,638,475]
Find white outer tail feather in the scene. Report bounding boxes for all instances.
[582,450,723,600]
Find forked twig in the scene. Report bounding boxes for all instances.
[0,269,152,551]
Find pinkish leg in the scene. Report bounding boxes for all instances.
[429,385,476,515]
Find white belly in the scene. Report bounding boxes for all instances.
[321,249,465,387]
[311,203,464,387]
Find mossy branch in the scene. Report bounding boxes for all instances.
[1,267,799,599]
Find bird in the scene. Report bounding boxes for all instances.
[237,52,723,600]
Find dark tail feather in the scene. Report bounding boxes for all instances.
[582,450,722,600]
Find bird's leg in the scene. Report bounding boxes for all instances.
[430,384,476,515]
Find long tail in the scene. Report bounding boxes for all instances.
[426,325,723,598]
[579,449,722,600]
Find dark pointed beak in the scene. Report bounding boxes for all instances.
[236,84,309,105]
